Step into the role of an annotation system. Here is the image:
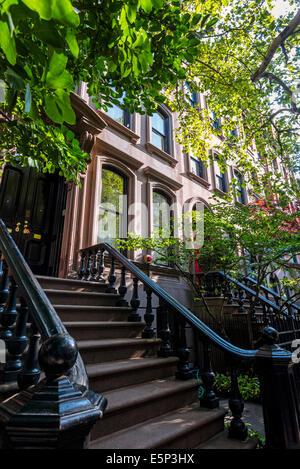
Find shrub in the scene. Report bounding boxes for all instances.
[214,373,260,402]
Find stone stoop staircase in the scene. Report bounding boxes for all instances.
[1,275,257,450]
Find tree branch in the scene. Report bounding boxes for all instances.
[252,9,300,82]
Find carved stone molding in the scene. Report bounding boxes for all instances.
[70,92,107,155]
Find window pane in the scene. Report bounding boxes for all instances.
[152,131,164,151]
[153,191,170,233]
[191,157,204,179]
[98,168,126,244]
[152,112,166,135]
[107,103,124,124]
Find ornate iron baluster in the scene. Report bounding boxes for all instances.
[0,275,17,343]
[237,288,246,312]
[225,280,234,304]
[90,250,98,282]
[228,366,248,440]
[78,251,86,280]
[175,316,193,380]
[0,260,9,340]
[106,256,117,294]
[2,297,29,382]
[116,266,128,307]
[128,277,141,321]
[97,249,105,283]
[84,250,91,281]
[17,322,41,390]
[157,298,172,357]
[142,287,154,338]
[200,341,219,408]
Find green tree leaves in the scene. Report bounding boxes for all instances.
[0,19,16,64]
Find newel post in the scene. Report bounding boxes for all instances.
[0,334,107,449]
[255,326,300,449]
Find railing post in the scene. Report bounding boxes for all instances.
[255,326,300,449]
[106,256,117,294]
[228,364,248,440]
[128,277,141,322]
[0,261,10,340]
[0,334,107,449]
[116,266,128,307]
[175,316,193,380]
[142,287,154,338]
[17,321,41,390]
[84,251,91,281]
[199,341,219,409]
[157,298,173,357]
[90,249,98,282]
[78,251,86,280]
[97,249,105,283]
[1,296,29,383]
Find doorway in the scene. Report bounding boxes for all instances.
[0,164,66,276]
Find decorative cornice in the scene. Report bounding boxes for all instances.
[96,110,140,143]
[96,138,144,170]
[143,166,182,191]
[70,92,107,134]
[186,171,210,188]
[145,142,178,167]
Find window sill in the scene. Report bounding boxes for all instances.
[145,142,177,167]
[214,187,228,197]
[186,171,210,188]
[96,110,140,143]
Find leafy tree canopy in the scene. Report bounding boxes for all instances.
[0,0,213,180]
[168,0,300,204]
[0,0,299,205]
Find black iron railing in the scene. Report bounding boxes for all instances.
[245,275,300,315]
[0,220,107,449]
[78,244,300,449]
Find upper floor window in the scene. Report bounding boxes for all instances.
[190,155,205,179]
[212,112,221,130]
[215,162,227,193]
[152,110,169,153]
[184,81,197,108]
[106,91,130,128]
[234,170,246,204]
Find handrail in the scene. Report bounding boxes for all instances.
[0,219,88,387]
[245,275,300,313]
[81,243,290,361]
[216,271,281,313]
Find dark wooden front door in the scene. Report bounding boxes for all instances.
[0,165,66,276]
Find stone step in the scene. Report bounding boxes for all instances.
[55,305,133,322]
[36,275,109,293]
[86,356,179,392]
[45,289,121,307]
[90,401,225,449]
[197,430,258,449]
[64,321,145,340]
[77,337,161,364]
[91,378,199,441]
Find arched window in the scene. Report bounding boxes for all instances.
[151,110,169,153]
[152,190,172,266]
[98,166,127,245]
